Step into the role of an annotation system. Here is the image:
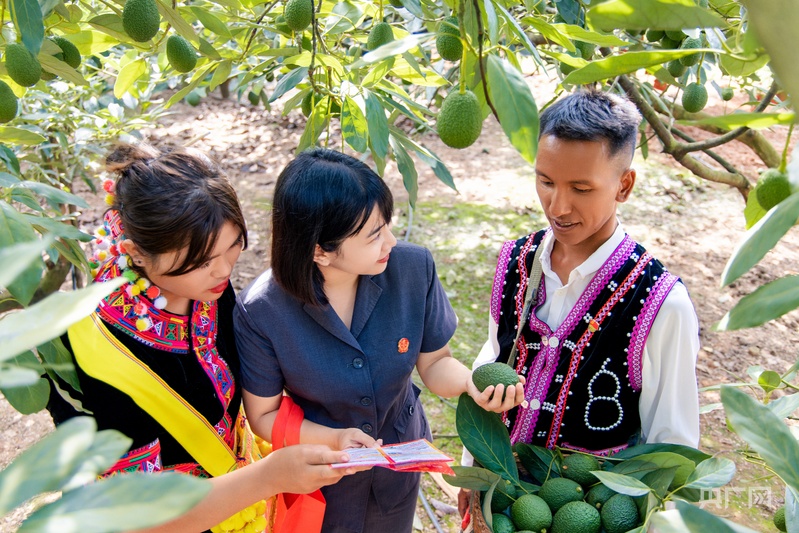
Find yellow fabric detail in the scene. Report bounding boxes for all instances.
[68,313,237,477]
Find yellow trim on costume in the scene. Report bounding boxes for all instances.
[68,313,237,477]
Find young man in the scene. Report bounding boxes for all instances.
[460,91,699,502]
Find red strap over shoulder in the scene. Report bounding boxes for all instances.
[272,396,304,450]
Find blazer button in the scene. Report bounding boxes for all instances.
[360,397,372,406]
[353,358,364,369]
[362,423,373,434]
[408,405,414,415]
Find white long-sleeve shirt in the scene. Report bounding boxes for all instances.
[463,225,700,464]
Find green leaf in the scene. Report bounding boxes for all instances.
[592,471,653,497]
[269,67,307,103]
[156,0,196,44]
[23,214,92,241]
[365,91,389,159]
[342,96,369,153]
[718,49,770,79]
[0,278,125,362]
[0,365,40,388]
[674,500,756,532]
[743,185,767,229]
[10,0,45,56]
[38,337,80,392]
[38,54,88,86]
[455,393,518,484]
[721,386,799,493]
[718,275,799,330]
[87,14,129,42]
[325,1,361,35]
[640,466,678,497]
[295,103,328,154]
[189,6,230,37]
[758,370,783,394]
[767,393,799,419]
[633,452,695,487]
[678,112,795,131]
[651,507,759,533]
[14,181,89,209]
[114,59,147,99]
[0,237,51,289]
[586,0,726,32]
[552,23,629,47]
[60,430,136,491]
[483,0,498,45]
[0,417,98,515]
[562,49,718,85]
[486,55,539,165]
[610,458,661,480]
[684,457,736,489]
[20,471,210,532]
[0,201,43,306]
[445,465,501,491]
[741,0,799,104]
[611,443,710,465]
[350,34,427,68]
[0,127,46,145]
[64,31,118,56]
[721,192,799,286]
[515,443,560,484]
[389,135,418,208]
[209,60,232,92]
[0,371,49,414]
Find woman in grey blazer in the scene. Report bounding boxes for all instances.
[234,148,525,533]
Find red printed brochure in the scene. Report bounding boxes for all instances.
[330,439,455,474]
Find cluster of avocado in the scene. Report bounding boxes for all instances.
[487,454,643,533]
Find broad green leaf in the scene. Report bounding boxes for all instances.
[721,386,799,493]
[342,96,369,153]
[23,214,92,241]
[0,371,49,413]
[674,500,757,532]
[610,458,661,480]
[392,133,456,191]
[562,49,718,85]
[114,59,147,99]
[165,64,214,108]
[14,181,89,209]
[189,6,231,37]
[684,457,736,489]
[718,275,799,330]
[156,0,196,44]
[87,14,129,42]
[0,127,46,145]
[718,49,770,78]
[0,417,99,514]
[767,392,799,419]
[269,67,307,103]
[633,452,695,487]
[522,17,575,51]
[209,60,232,92]
[678,112,795,131]
[365,92,389,158]
[758,370,782,394]
[482,478,499,530]
[362,58,394,87]
[289,52,345,77]
[389,59,447,87]
[389,135,418,207]
[455,393,518,484]
[295,103,328,153]
[551,23,629,47]
[486,55,539,165]
[0,237,51,289]
[63,31,118,56]
[325,1,361,35]
[11,0,45,56]
[350,34,428,68]
[743,185,767,229]
[38,54,88,86]
[591,471,653,496]
[556,0,581,25]
[0,202,42,306]
[721,192,799,286]
[0,172,20,186]
[0,365,41,388]
[198,37,222,60]
[38,337,80,392]
[0,278,125,361]
[60,430,136,491]
[586,0,726,32]
[640,466,678,497]
[19,471,210,533]
[515,443,560,484]
[483,0,498,45]
[651,507,759,533]
[445,465,501,491]
[742,0,799,104]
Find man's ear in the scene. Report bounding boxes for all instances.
[617,168,636,203]
[313,244,331,267]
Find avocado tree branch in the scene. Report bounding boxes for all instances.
[664,122,741,175]
[618,74,751,197]
[671,81,780,159]
[241,0,280,60]
[471,0,499,120]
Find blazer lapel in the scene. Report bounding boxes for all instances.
[302,302,363,353]
[350,276,382,339]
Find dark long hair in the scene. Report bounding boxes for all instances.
[271,149,393,306]
[106,143,247,277]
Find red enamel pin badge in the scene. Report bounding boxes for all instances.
[398,338,409,353]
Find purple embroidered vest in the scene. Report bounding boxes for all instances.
[490,230,679,455]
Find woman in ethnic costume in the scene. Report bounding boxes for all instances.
[46,144,369,533]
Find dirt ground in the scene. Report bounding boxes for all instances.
[2,74,798,532]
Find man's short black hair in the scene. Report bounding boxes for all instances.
[538,90,642,159]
